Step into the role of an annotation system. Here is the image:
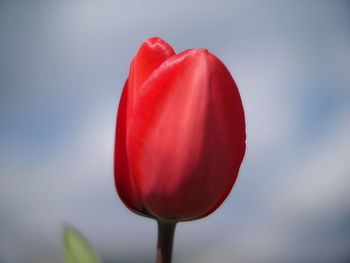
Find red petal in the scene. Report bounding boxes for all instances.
[114,80,143,212]
[128,37,175,113]
[128,49,246,220]
[115,38,175,214]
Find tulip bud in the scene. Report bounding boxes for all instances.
[115,37,245,220]
[114,37,246,262]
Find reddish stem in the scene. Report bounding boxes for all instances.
[156,220,177,263]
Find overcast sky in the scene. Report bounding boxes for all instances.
[1,1,350,263]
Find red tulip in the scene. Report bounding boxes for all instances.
[114,37,246,262]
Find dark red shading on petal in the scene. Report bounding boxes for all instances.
[127,49,246,220]
[114,80,143,212]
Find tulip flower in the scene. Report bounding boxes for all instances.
[114,37,246,263]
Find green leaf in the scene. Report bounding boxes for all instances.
[62,225,102,263]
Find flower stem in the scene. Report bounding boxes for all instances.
[156,220,177,263]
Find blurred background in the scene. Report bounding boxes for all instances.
[1,1,350,263]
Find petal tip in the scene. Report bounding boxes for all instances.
[142,37,173,50]
[197,48,209,53]
[144,36,164,43]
